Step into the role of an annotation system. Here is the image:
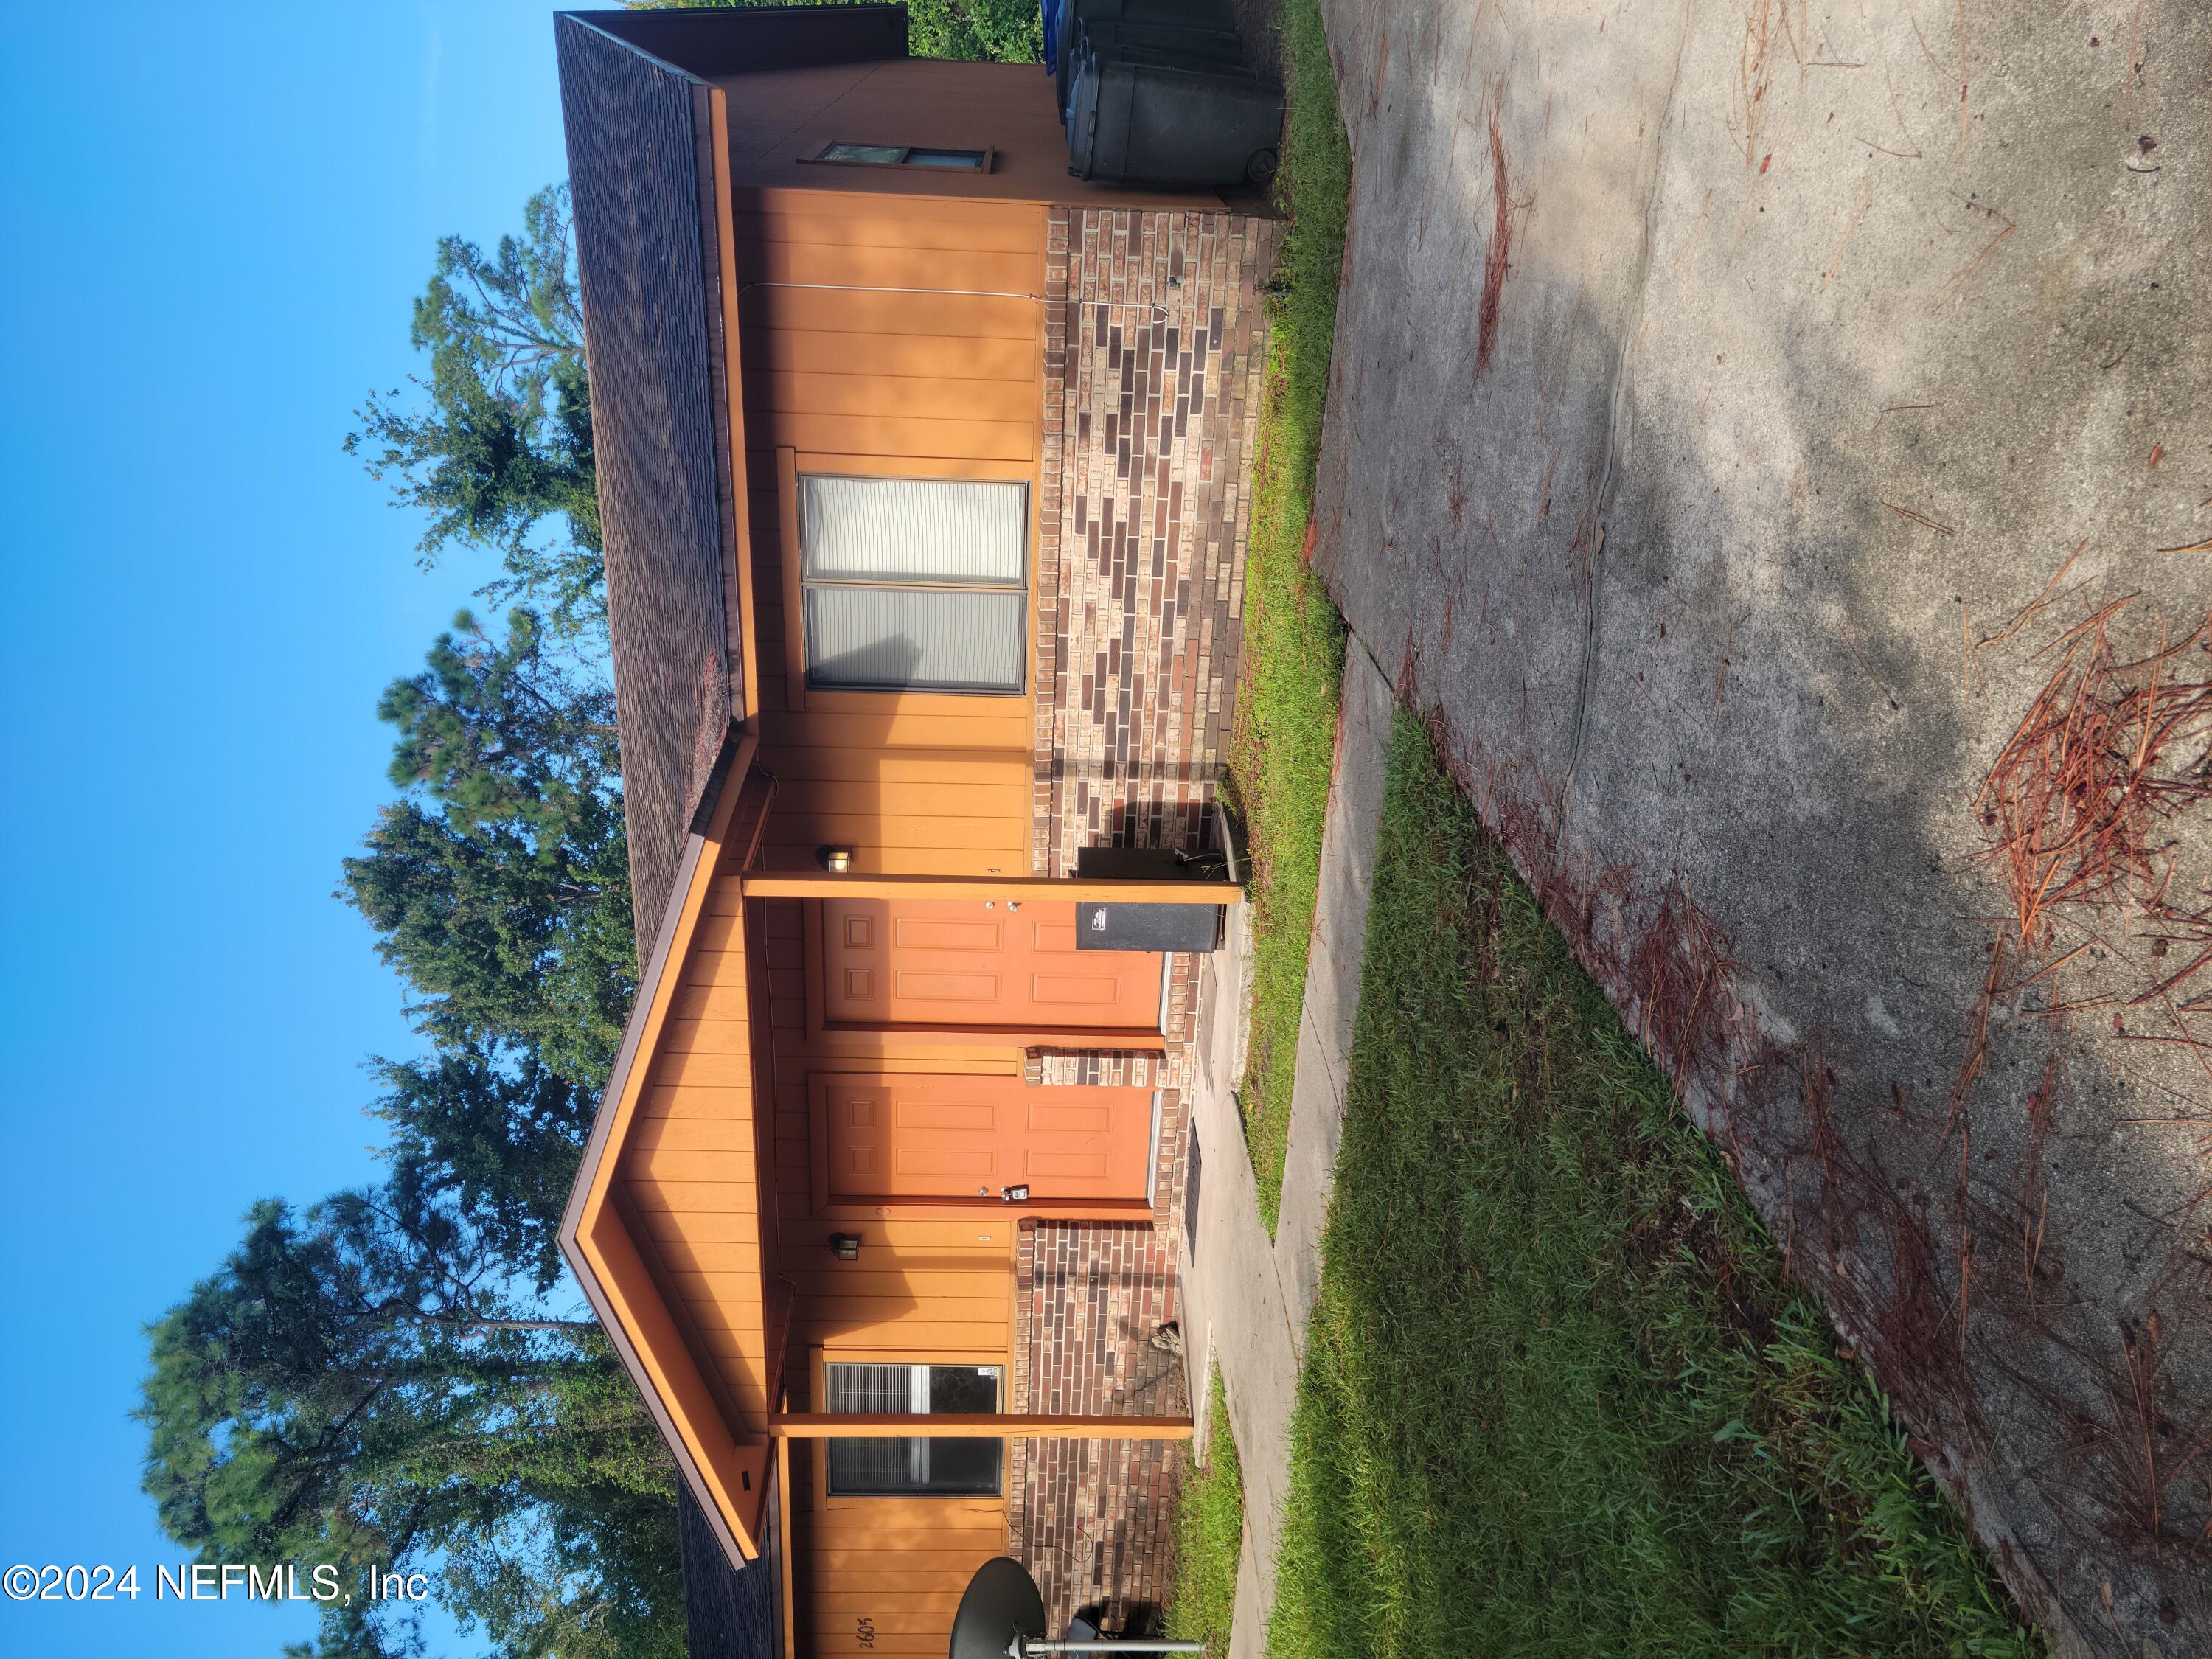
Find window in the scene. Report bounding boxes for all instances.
[810,142,990,170]
[824,1362,1004,1497]
[799,474,1027,694]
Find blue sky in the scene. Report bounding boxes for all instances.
[0,2,573,1652]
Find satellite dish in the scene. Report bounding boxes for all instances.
[948,1557,1208,1657]
[950,1557,1046,1659]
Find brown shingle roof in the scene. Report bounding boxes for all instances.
[555,6,911,943]
[564,4,907,77]
[558,13,731,939]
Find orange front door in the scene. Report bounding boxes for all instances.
[813,1073,1154,1201]
[821,900,1161,1032]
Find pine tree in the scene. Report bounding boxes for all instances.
[344,186,603,638]
[139,1194,684,1659]
[145,187,685,1659]
[372,1046,598,1296]
[342,608,633,1088]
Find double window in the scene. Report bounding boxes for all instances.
[799,474,1027,695]
[824,1361,1004,1497]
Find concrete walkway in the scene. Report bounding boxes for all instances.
[1298,0,2211,1647]
[1178,640,1394,1659]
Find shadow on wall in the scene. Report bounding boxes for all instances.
[806,631,928,693]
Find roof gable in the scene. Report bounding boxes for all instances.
[559,732,776,1568]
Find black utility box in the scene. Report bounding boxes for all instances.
[1075,900,1225,953]
[1072,844,1231,953]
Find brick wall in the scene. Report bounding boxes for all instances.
[1023,1048,1172,1087]
[1009,1222,1189,1633]
[1014,204,1277,1635]
[1011,953,1205,1632]
[1032,207,1283,879]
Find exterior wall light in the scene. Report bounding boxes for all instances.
[829,1233,861,1261]
[816,846,854,873]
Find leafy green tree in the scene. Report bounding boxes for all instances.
[145,187,678,1659]
[345,187,603,637]
[342,608,634,1087]
[140,1192,684,1659]
[376,606,619,843]
[656,0,1043,64]
[343,801,634,1089]
[373,1046,598,1296]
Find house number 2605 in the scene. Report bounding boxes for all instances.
[856,1615,877,1649]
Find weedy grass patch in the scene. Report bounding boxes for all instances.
[1266,713,2038,1659]
[1228,0,1352,1231]
[1166,1367,1245,1655]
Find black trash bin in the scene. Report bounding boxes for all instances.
[1066,49,1283,187]
[1074,18,1247,72]
[1057,12,1245,118]
[1068,0,1237,34]
[1062,35,1260,156]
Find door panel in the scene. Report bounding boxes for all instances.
[822,900,1161,1031]
[814,1074,1152,1200]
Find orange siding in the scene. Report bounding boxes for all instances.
[788,1450,1009,1656]
[754,894,1025,1656]
[737,187,1045,880]
[713,60,1230,209]
[617,836,776,1430]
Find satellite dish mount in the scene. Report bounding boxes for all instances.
[949,1558,1206,1658]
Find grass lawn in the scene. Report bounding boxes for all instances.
[1267,713,2039,1659]
[1166,1368,1245,1655]
[1227,0,1352,1232]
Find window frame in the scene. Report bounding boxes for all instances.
[817,1355,1008,1501]
[801,140,995,174]
[779,456,1032,700]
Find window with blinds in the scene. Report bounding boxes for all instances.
[824,1361,1004,1497]
[799,475,1027,694]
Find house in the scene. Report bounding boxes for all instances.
[550,7,1281,1654]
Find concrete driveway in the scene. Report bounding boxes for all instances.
[1304,0,2211,1652]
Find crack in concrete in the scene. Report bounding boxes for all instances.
[1557,0,1697,840]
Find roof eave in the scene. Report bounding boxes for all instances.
[558,726,768,1571]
